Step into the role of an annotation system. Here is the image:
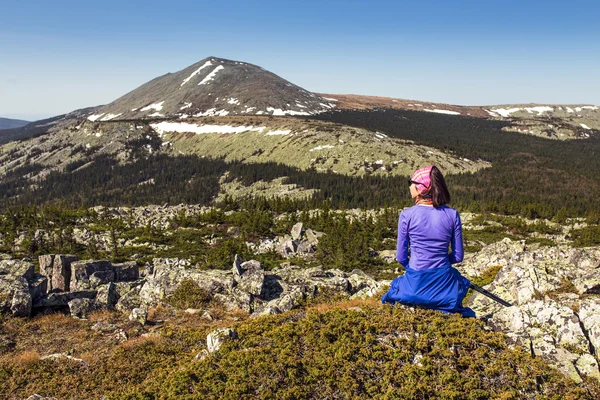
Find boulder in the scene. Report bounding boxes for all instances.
[113,261,139,282]
[115,285,143,312]
[35,290,97,308]
[51,255,78,292]
[29,275,48,303]
[95,283,117,309]
[68,298,96,319]
[129,307,148,325]
[290,222,303,241]
[70,260,113,291]
[138,258,233,306]
[0,259,35,280]
[206,328,238,353]
[234,260,265,296]
[38,254,55,289]
[304,228,320,245]
[0,275,32,317]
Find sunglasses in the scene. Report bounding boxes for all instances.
[407,179,427,187]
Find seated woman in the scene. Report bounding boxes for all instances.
[381,165,475,318]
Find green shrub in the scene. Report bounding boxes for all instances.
[166,279,212,309]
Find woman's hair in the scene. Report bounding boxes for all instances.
[420,166,451,208]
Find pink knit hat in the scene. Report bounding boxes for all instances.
[411,165,433,194]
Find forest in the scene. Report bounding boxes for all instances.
[1,109,599,221]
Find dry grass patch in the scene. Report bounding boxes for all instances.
[119,334,165,350]
[9,350,40,367]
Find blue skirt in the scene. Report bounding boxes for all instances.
[381,265,476,318]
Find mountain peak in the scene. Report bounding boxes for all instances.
[87,57,336,121]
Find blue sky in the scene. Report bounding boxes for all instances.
[1,0,599,120]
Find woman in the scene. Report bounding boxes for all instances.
[381,165,475,317]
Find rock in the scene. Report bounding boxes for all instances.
[70,260,113,291]
[40,353,88,366]
[304,228,320,245]
[113,261,139,282]
[29,275,48,303]
[36,291,97,308]
[68,298,96,319]
[51,255,78,292]
[26,395,59,400]
[255,287,304,316]
[115,286,143,312]
[290,222,303,240]
[0,275,32,317]
[91,321,119,333]
[376,250,397,264]
[194,349,210,361]
[38,254,55,288]
[0,259,35,280]
[206,328,238,353]
[11,278,32,317]
[138,258,233,306]
[0,335,16,354]
[95,283,117,309]
[232,254,243,277]
[213,288,253,313]
[129,308,148,325]
[235,260,265,296]
[576,354,600,380]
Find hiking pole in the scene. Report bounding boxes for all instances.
[469,283,512,307]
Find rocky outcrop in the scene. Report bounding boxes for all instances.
[250,223,324,259]
[461,238,600,382]
[134,257,386,317]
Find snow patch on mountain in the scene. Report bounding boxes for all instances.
[581,124,591,130]
[195,108,230,117]
[141,101,165,112]
[180,102,192,110]
[180,61,213,86]
[199,65,224,85]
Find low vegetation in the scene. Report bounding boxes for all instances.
[1,298,598,399]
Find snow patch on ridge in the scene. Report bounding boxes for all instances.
[99,113,123,121]
[423,109,461,115]
[265,129,292,136]
[581,124,591,130]
[309,145,335,152]
[87,113,105,121]
[199,65,224,85]
[180,102,192,110]
[181,61,213,86]
[266,107,310,116]
[493,106,554,117]
[151,122,266,135]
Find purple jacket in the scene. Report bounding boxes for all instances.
[396,204,463,270]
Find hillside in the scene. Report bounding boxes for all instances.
[0,117,29,130]
[321,94,600,140]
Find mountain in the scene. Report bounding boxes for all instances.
[0,117,29,130]
[87,57,336,121]
[1,56,599,215]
